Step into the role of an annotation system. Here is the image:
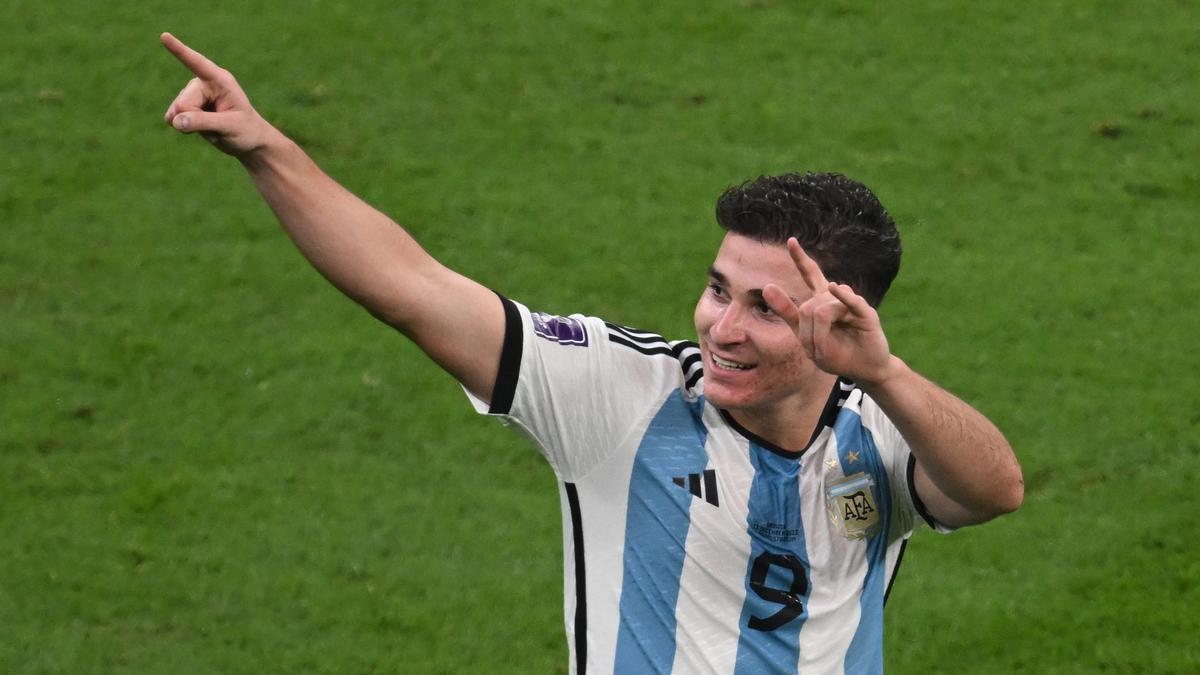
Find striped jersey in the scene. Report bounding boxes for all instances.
[466,297,942,675]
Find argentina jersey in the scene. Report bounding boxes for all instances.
[465,297,940,675]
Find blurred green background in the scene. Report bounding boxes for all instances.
[2,1,1197,672]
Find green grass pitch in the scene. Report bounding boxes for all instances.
[2,1,1197,672]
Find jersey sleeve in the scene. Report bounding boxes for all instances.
[464,295,700,482]
[858,395,954,535]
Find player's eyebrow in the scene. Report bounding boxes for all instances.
[708,266,767,303]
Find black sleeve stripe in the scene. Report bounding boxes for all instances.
[883,538,908,606]
[685,369,704,389]
[565,482,588,675]
[907,453,941,530]
[488,293,523,415]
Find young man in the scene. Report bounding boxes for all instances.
[161,33,1022,675]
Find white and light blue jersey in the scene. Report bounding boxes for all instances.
[466,297,943,675]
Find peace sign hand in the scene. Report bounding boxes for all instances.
[161,32,272,157]
[761,238,897,386]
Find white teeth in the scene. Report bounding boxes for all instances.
[712,354,752,370]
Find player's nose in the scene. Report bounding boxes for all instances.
[709,304,747,344]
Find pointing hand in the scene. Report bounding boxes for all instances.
[161,32,272,157]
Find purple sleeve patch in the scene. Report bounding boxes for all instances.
[531,312,589,346]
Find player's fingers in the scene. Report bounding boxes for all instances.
[812,295,850,325]
[828,283,874,320]
[806,295,849,362]
[170,109,234,136]
[787,238,828,293]
[164,77,207,123]
[762,284,801,327]
[160,32,224,81]
[795,298,819,360]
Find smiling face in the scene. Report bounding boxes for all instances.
[694,233,835,429]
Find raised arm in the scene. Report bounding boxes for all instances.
[763,238,1024,528]
[160,33,506,402]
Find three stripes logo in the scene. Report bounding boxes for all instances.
[672,469,719,507]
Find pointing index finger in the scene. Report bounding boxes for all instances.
[160,32,223,80]
[786,237,829,294]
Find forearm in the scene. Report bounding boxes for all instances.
[860,357,1024,523]
[238,129,439,329]
[161,34,507,401]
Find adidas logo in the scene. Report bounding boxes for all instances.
[672,469,719,507]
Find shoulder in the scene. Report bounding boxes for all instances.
[503,298,703,399]
[601,320,704,394]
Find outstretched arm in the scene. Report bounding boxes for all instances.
[160,33,505,402]
[763,238,1023,528]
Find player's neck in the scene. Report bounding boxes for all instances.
[725,372,839,454]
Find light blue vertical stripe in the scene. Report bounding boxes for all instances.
[732,443,808,675]
[834,409,892,675]
[613,390,709,674]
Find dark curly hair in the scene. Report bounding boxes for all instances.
[715,172,901,307]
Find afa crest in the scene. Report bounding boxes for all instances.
[825,472,881,540]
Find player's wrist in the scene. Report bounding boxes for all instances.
[237,123,293,171]
[856,355,909,393]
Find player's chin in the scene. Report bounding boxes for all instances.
[701,381,755,411]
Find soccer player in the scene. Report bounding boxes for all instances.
[161,32,1023,675]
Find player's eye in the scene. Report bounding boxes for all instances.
[708,282,726,297]
[754,301,775,316]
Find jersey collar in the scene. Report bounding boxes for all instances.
[717,377,854,459]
